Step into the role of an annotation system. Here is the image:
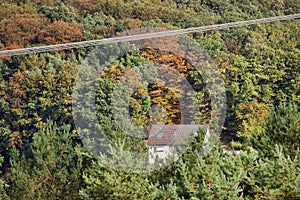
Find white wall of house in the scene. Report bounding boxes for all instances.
[148,126,211,164]
[149,145,177,164]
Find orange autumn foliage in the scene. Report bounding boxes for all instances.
[0,4,45,47]
[38,21,83,45]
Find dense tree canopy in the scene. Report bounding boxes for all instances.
[0,0,299,199]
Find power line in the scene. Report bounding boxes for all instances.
[0,13,299,57]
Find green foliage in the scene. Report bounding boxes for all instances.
[39,2,79,23]
[2,53,78,148]
[0,64,11,158]
[80,12,116,40]
[5,120,83,199]
[252,102,300,158]
[168,142,300,199]
[80,158,158,199]
[0,0,299,199]
[0,156,9,200]
[246,145,300,199]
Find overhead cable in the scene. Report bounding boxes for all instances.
[0,13,299,57]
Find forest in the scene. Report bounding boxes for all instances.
[0,0,299,199]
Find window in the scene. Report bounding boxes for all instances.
[157,132,163,137]
[156,148,164,152]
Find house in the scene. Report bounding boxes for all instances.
[147,124,210,164]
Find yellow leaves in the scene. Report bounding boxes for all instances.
[149,104,168,124]
[236,100,269,122]
[38,97,52,107]
[101,64,129,82]
[150,90,180,124]
[9,131,23,148]
[7,71,29,108]
[151,96,164,104]
[236,100,269,140]
[148,89,162,97]
[139,48,192,124]
[140,48,189,76]
[99,47,205,125]
[136,87,147,96]
[22,54,45,71]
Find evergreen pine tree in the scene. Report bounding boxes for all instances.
[5,120,83,199]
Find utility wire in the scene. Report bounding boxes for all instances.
[0,13,299,57]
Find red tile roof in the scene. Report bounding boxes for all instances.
[148,124,207,145]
